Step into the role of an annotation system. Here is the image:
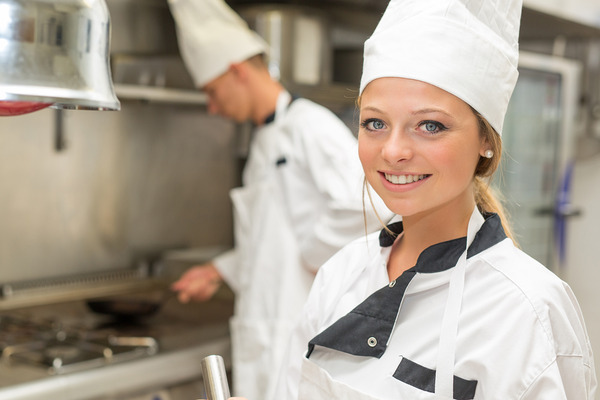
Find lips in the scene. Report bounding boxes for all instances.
[383,173,429,185]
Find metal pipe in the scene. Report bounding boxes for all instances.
[200,355,230,400]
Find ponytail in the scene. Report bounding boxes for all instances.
[474,178,517,244]
[473,110,518,246]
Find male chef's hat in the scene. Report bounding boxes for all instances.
[167,0,268,88]
[360,0,522,135]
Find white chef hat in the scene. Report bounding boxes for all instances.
[360,0,522,135]
[167,0,268,88]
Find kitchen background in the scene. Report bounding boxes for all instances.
[0,0,599,399]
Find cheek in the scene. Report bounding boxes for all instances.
[358,132,378,159]
[227,88,247,115]
[210,91,224,109]
[433,143,480,182]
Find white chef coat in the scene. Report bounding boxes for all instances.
[212,90,392,400]
[277,211,597,399]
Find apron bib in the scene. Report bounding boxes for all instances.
[298,357,458,400]
[227,90,314,399]
[298,357,381,400]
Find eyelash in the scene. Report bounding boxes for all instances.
[360,118,448,134]
[419,120,448,134]
[360,118,386,132]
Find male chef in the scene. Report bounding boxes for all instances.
[167,0,392,398]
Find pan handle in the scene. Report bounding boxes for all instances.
[200,354,230,400]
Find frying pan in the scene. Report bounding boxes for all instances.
[87,291,175,319]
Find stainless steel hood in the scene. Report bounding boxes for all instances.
[0,0,121,114]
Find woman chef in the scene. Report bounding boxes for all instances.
[166,0,392,399]
[251,0,597,398]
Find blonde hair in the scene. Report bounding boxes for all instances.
[472,109,517,244]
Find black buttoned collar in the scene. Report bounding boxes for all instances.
[307,213,506,359]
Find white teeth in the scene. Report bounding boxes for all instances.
[384,173,426,185]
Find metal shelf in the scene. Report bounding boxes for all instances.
[286,82,359,108]
[114,84,207,105]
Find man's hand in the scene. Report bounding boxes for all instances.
[171,262,223,303]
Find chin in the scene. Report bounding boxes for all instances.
[382,197,430,217]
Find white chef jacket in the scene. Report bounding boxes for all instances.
[212,90,391,400]
[278,212,597,399]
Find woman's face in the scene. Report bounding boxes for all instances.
[358,77,487,219]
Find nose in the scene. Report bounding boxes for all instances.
[381,131,413,164]
[206,96,219,115]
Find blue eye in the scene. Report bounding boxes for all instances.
[419,120,447,134]
[424,122,437,131]
[361,118,385,131]
[372,120,384,129]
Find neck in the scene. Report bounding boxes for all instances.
[387,193,476,280]
[403,199,475,247]
[250,74,285,126]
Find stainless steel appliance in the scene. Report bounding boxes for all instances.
[237,4,332,86]
[0,295,233,400]
[495,51,582,272]
[0,249,234,400]
[1,315,159,376]
[0,0,120,113]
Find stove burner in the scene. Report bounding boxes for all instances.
[0,315,158,374]
[45,344,84,364]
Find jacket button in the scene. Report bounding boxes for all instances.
[367,337,377,347]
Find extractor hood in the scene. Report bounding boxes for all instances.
[0,0,121,115]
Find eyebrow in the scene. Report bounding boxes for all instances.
[360,106,383,114]
[411,108,453,117]
[361,106,453,118]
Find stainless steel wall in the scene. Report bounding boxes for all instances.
[0,103,237,283]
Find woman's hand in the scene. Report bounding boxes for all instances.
[170,262,223,303]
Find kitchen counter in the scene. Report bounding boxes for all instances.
[0,288,234,400]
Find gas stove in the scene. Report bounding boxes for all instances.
[0,294,233,400]
[0,315,158,375]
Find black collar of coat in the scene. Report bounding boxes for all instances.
[307,212,507,359]
[262,93,300,125]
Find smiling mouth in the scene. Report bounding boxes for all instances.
[383,173,429,185]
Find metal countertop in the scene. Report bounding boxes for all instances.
[0,291,234,400]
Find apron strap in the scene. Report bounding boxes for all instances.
[434,207,483,398]
[434,252,466,398]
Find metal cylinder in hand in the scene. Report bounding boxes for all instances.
[200,355,230,400]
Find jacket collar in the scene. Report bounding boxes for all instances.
[379,213,506,273]
[307,213,507,359]
[262,92,300,125]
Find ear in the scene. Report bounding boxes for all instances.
[229,62,249,82]
[478,136,490,158]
